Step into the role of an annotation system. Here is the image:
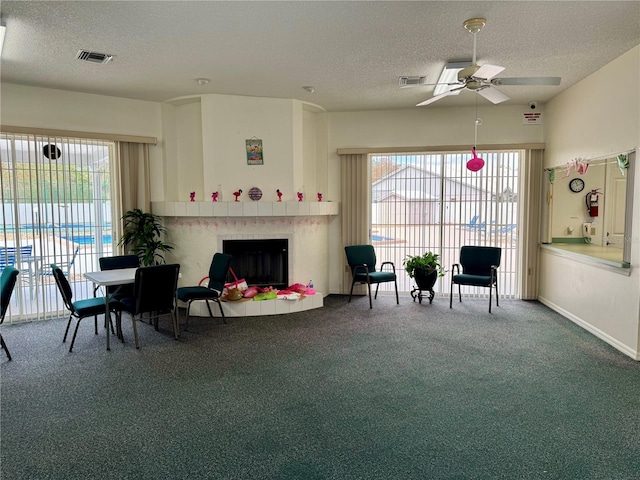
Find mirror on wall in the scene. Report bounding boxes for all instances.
[544,151,634,267]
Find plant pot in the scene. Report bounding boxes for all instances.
[410,269,437,304]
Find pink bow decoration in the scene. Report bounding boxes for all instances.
[466,148,485,172]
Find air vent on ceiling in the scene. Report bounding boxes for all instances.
[76,50,113,64]
[398,76,427,88]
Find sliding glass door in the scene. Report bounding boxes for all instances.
[371,150,520,298]
[1,133,115,322]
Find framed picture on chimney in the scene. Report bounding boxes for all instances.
[246,138,263,165]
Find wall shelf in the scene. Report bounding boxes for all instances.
[151,201,339,217]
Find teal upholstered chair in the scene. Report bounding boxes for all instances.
[119,264,181,348]
[176,253,233,329]
[344,244,399,309]
[450,246,501,313]
[1,266,20,361]
[51,264,120,352]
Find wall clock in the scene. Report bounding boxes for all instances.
[569,178,585,193]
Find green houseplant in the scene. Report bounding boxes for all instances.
[403,251,445,304]
[117,208,173,266]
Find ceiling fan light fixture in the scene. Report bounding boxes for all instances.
[433,61,472,96]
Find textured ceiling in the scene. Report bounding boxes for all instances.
[0,1,638,112]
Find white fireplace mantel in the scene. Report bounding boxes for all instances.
[151,201,339,218]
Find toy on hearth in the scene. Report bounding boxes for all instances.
[189,191,196,202]
[297,192,304,202]
[233,189,243,202]
[317,192,323,202]
[211,191,219,202]
[276,189,283,202]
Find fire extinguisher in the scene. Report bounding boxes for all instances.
[586,189,601,217]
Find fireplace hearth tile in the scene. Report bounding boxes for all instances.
[259,300,277,315]
[272,202,287,216]
[275,299,291,315]
[186,294,324,318]
[243,202,258,216]
[174,202,187,216]
[186,202,199,216]
[258,202,274,216]
[228,202,243,216]
[199,202,214,216]
[213,202,229,216]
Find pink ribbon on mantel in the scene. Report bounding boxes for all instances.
[466,147,485,172]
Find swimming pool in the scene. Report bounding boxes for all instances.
[61,234,113,245]
[372,234,394,242]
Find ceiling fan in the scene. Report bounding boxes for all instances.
[406,18,561,107]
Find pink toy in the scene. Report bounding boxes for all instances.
[276,189,283,202]
[233,189,242,202]
[317,192,323,202]
[297,192,304,202]
[189,191,196,202]
[211,191,219,202]
[466,148,485,172]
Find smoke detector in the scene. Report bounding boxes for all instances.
[76,50,113,64]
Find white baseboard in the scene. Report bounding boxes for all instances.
[538,296,639,361]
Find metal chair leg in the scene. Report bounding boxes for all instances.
[348,280,356,303]
[63,314,73,343]
[1,334,12,361]
[132,315,140,349]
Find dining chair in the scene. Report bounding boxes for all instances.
[118,264,181,348]
[1,266,20,361]
[0,247,17,269]
[51,264,120,352]
[344,244,399,309]
[176,253,232,329]
[450,246,502,313]
[98,254,140,300]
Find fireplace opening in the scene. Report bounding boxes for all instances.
[223,239,289,289]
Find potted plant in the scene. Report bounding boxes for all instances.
[117,208,174,266]
[402,251,445,304]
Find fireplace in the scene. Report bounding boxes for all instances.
[223,239,289,289]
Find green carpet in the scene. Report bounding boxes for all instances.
[1,295,639,479]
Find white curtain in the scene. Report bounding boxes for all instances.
[518,148,544,299]
[111,142,151,254]
[340,153,371,293]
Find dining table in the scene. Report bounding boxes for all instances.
[83,267,138,351]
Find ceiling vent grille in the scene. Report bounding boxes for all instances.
[76,50,113,64]
[398,76,427,88]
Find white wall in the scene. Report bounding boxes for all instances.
[0,83,166,202]
[541,45,640,359]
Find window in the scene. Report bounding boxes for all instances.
[1,133,115,322]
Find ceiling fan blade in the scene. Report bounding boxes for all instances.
[416,87,464,107]
[491,76,561,86]
[473,64,505,80]
[477,86,510,104]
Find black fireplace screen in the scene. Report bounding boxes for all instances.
[222,239,289,289]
